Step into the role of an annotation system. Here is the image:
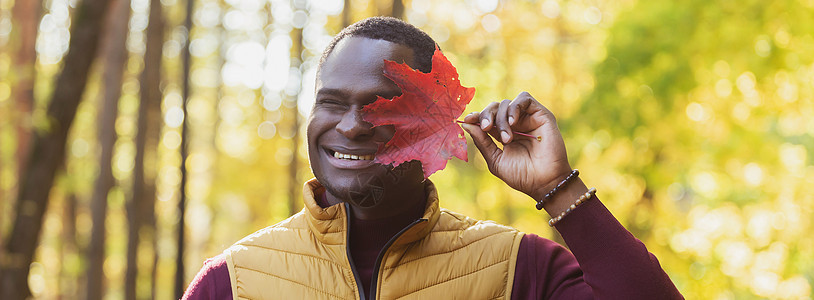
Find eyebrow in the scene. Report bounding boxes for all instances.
[316,87,402,100]
[316,88,351,99]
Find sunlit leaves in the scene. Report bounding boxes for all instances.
[3,0,813,298]
[575,0,814,297]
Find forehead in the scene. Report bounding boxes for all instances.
[318,37,416,88]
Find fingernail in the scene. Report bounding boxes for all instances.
[462,124,470,133]
[501,131,510,143]
[480,119,490,130]
[508,116,515,125]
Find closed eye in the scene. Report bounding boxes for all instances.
[316,99,349,110]
[316,99,347,106]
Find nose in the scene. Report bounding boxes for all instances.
[336,108,374,139]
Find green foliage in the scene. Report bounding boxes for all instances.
[571,0,814,298]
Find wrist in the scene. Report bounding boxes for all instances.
[539,177,589,218]
[531,167,575,202]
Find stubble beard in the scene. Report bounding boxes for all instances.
[322,162,418,208]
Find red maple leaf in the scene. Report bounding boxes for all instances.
[361,47,475,178]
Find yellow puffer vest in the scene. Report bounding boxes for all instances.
[224,179,525,299]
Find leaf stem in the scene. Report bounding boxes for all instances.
[456,120,542,141]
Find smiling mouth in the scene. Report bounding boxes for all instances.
[326,149,375,161]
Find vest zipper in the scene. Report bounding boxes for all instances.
[343,203,427,300]
[344,203,367,300]
[368,218,426,300]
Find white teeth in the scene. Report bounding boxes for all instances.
[332,151,374,161]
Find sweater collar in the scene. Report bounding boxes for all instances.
[302,178,441,246]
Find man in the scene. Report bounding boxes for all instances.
[183,17,683,299]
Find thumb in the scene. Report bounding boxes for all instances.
[462,123,502,172]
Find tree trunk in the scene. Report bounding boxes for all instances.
[391,0,404,19]
[11,0,41,179]
[0,0,114,297]
[288,1,305,217]
[175,0,194,296]
[127,0,164,297]
[61,192,80,299]
[3,0,41,256]
[85,0,131,298]
[148,183,159,300]
[342,0,351,27]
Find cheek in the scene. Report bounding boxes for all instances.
[307,111,337,140]
[374,125,396,143]
[306,115,328,163]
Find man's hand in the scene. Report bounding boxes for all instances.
[461,92,573,202]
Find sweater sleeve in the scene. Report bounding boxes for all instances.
[182,254,233,300]
[512,197,683,299]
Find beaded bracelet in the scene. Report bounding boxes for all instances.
[548,187,597,226]
[535,169,580,210]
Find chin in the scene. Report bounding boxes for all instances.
[318,161,424,208]
[321,170,387,208]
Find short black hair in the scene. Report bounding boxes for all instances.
[318,17,438,73]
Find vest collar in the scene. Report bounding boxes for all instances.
[302,178,441,246]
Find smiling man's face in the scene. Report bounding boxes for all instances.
[307,37,424,208]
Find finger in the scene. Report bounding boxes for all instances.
[461,123,502,173]
[464,111,502,150]
[479,102,499,131]
[512,92,554,130]
[495,99,512,143]
[463,111,480,124]
[468,108,500,140]
[508,92,533,126]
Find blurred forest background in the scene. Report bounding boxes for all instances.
[0,0,812,298]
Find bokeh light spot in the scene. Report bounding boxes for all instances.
[71,138,89,158]
[713,60,730,77]
[714,78,732,97]
[755,37,771,57]
[541,0,560,18]
[0,82,10,101]
[162,131,182,150]
[257,121,277,139]
[691,171,717,197]
[584,7,602,25]
[743,163,763,186]
[481,14,501,33]
[779,143,806,172]
[686,102,709,122]
[28,262,45,297]
[164,106,185,128]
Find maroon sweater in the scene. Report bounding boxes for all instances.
[183,193,682,299]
